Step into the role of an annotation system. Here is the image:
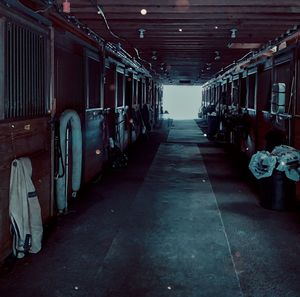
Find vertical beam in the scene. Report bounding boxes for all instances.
[254,72,258,110]
[25,26,29,116]
[84,50,90,109]
[20,25,24,117]
[100,48,105,108]
[122,72,125,107]
[50,26,55,217]
[0,18,5,120]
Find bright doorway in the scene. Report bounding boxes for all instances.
[162,85,202,120]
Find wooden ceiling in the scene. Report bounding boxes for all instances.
[56,1,300,84]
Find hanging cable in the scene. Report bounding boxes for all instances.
[95,3,125,41]
[90,0,153,72]
[34,4,53,13]
[14,0,53,13]
[48,0,153,75]
[90,0,124,41]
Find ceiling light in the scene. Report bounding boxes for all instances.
[138,28,145,38]
[230,28,237,39]
[116,43,122,51]
[214,51,221,60]
[151,51,157,60]
[140,8,147,15]
[179,28,183,32]
[214,26,218,29]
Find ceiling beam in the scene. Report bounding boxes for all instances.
[70,0,300,7]
[71,6,300,14]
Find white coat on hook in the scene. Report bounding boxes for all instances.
[9,157,43,258]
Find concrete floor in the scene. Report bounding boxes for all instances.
[1,120,300,297]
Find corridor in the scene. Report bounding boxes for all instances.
[1,120,300,297]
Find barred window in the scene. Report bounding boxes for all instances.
[5,21,48,119]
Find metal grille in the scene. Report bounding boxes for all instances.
[5,21,48,119]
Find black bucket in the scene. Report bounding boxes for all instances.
[259,171,296,211]
[207,115,219,139]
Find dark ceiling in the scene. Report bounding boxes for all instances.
[49,1,300,84]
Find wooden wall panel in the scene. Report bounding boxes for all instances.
[256,112,273,151]
[0,117,51,261]
[293,117,300,201]
[293,118,300,149]
[241,110,256,157]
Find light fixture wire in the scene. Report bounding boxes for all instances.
[94,2,125,41]
[27,0,155,75]
[90,0,154,72]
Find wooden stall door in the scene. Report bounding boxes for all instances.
[83,51,104,183]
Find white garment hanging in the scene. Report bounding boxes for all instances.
[9,157,43,258]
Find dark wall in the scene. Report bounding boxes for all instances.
[55,46,84,114]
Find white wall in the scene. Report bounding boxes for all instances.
[162,85,202,120]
